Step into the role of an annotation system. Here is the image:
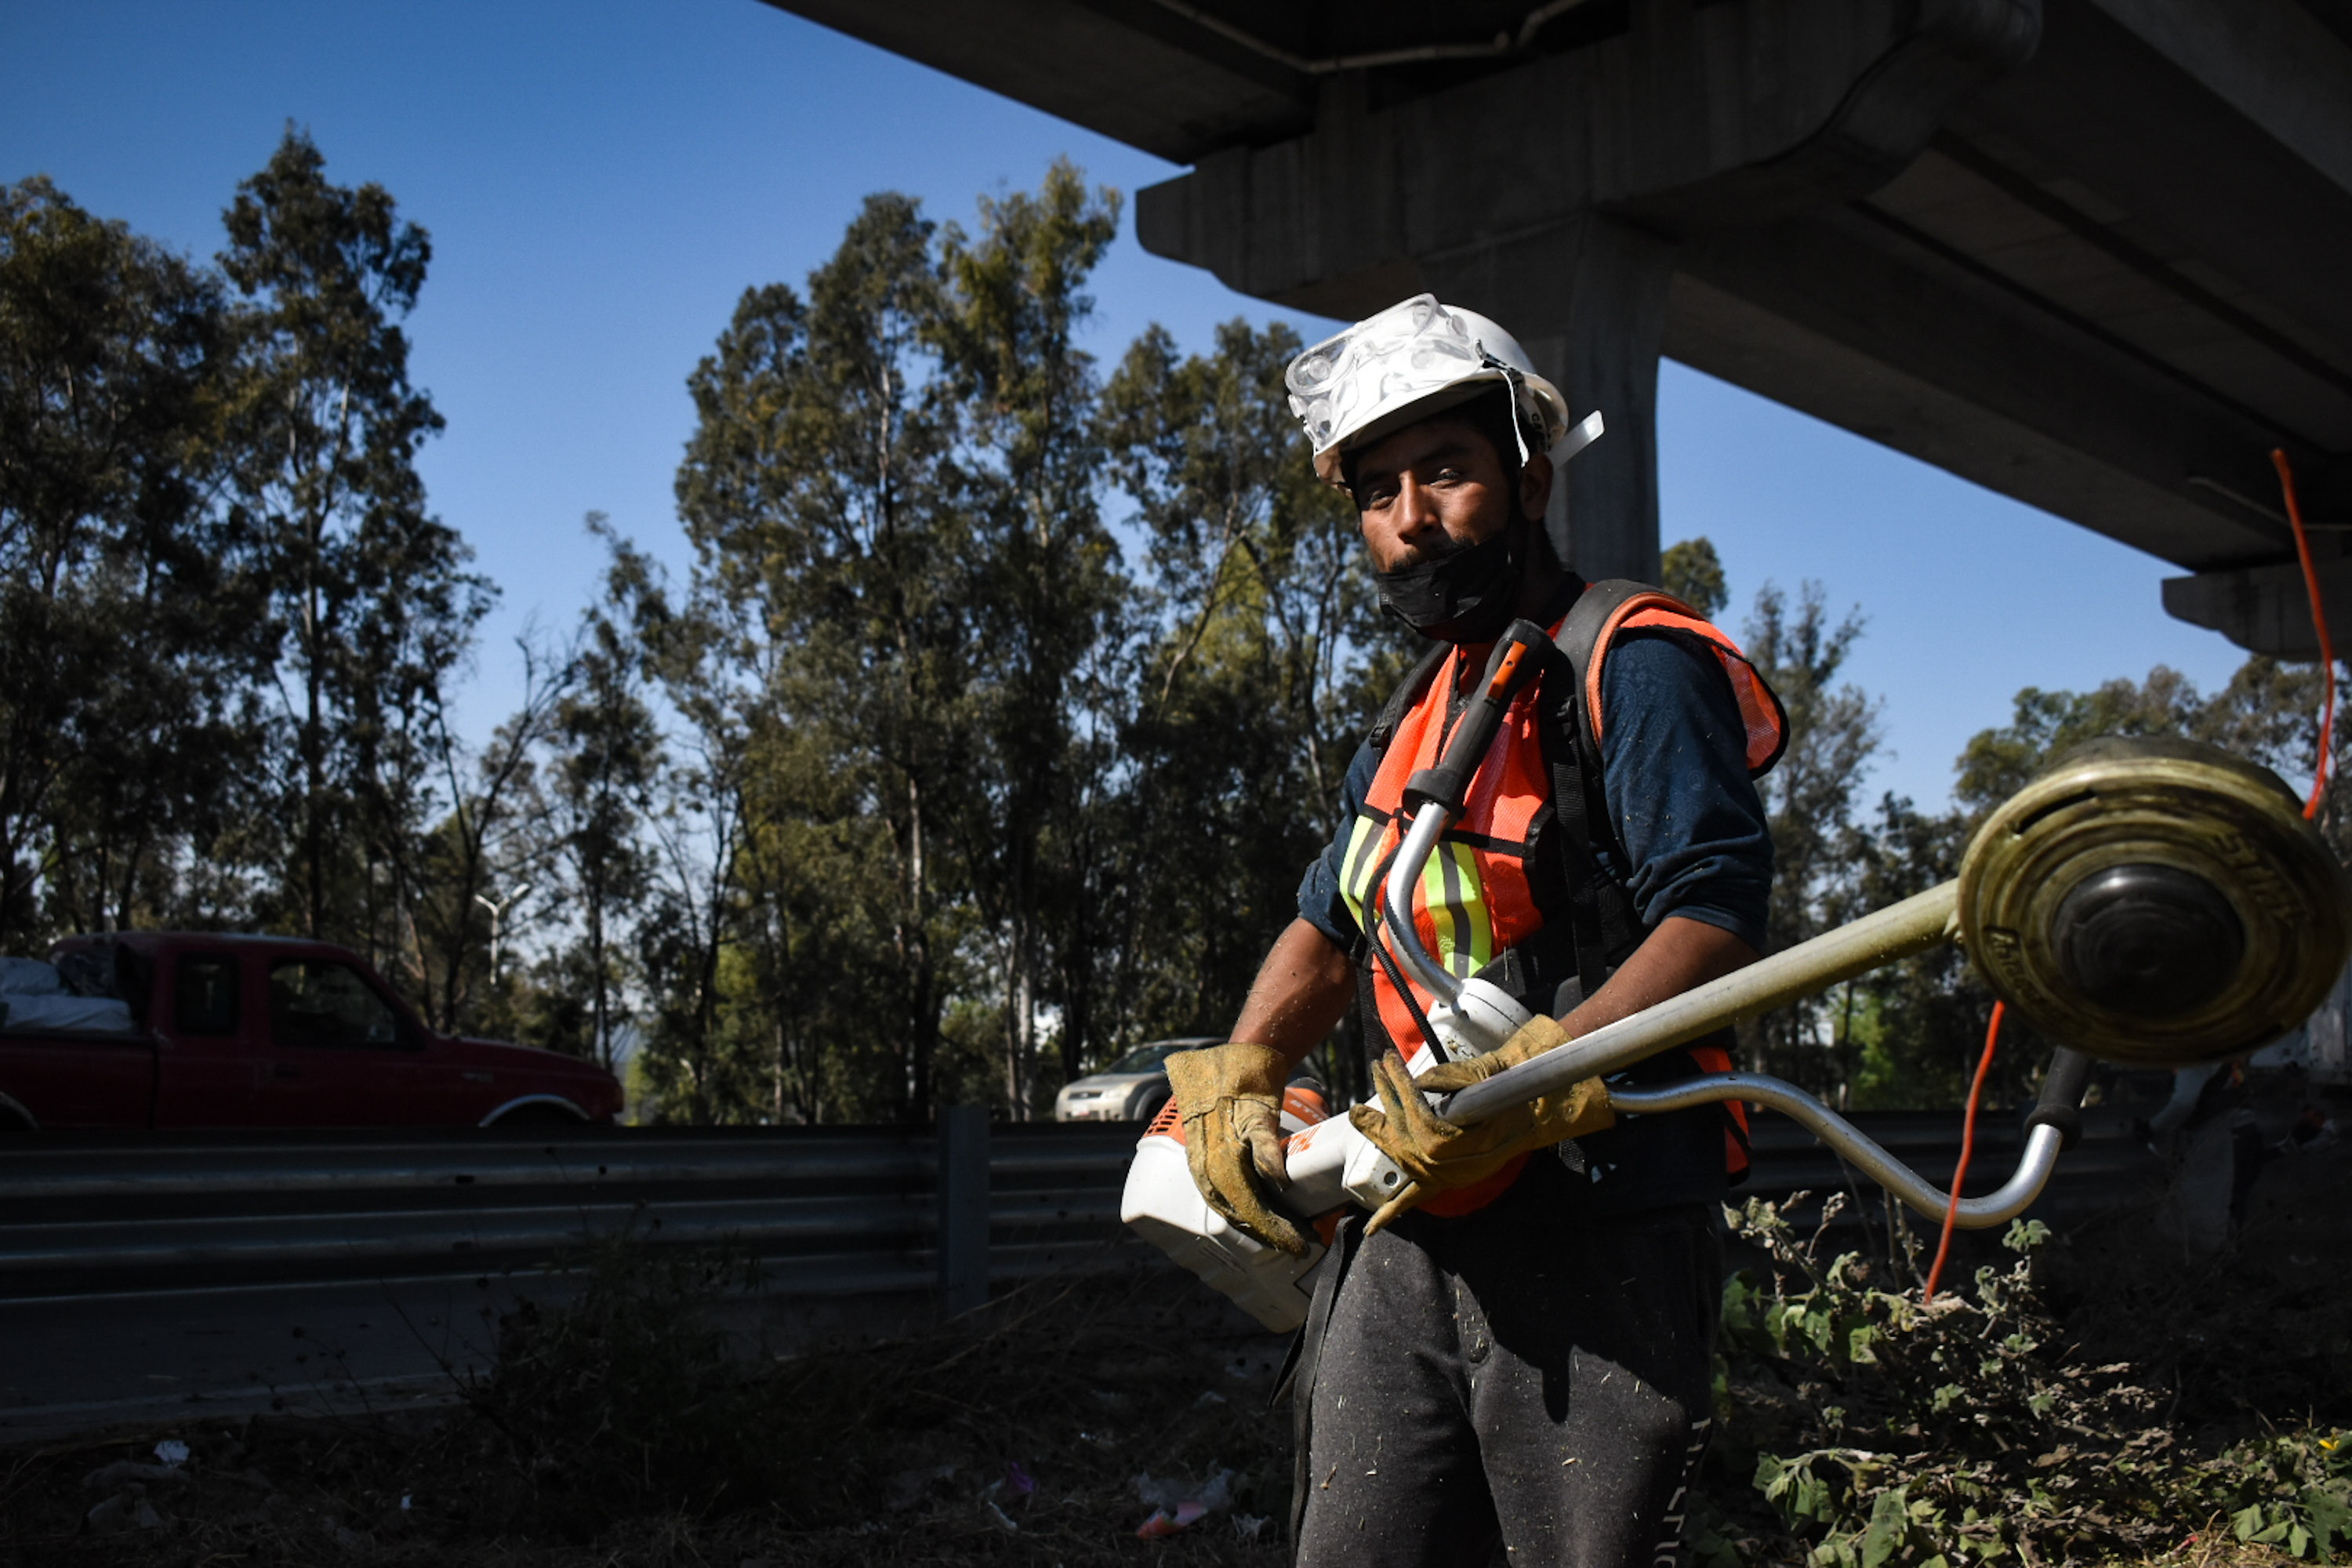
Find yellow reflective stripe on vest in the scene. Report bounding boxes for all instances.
[1425,838,1495,979]
[1338,814,1386,931]
[1341,811,1499,982]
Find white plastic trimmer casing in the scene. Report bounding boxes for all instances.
[1120,1098,1417,1334]
[1417,976,1533,1062]
[1280,1113,1411,1214]
[1118,1088,1340,1334]
[1120,1138,1327,1332]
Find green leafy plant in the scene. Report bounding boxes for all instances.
[1710,1195,2348,1566]
[2189,1428,2352,1560]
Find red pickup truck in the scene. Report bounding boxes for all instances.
[0,932,624,1131]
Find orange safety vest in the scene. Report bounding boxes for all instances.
[1340,581,1787,1208]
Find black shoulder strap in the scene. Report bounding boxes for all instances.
[1544,579,1753,1154]
[1537,578,1657,1001]
[1550,576,1657,764]
[1366,639,1450,754]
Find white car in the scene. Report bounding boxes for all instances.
[1052,1037,1220,1123]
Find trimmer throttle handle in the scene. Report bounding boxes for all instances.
[2025,1047,2095,1152]
[1402,619,1548,815]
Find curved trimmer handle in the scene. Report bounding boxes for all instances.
[1283,1049,2097,1231]
[1604,1065,2089,1230]
[1378,619,1552,1029]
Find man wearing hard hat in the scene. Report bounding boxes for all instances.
[1165,295,1784,1565]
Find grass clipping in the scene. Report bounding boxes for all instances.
[1695,1194,2352,1566]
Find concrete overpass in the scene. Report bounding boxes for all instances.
[768,0,2352,658]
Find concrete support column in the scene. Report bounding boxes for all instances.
[1425,214,1679,585]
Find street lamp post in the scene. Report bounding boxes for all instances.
[474,884,532,984]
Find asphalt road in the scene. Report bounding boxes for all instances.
[0,1271,958,1443]
[0,1274,509,1443]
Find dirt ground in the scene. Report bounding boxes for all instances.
[0,1268,1298,1568]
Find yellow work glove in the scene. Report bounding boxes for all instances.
[1163,1042,1309,1257]
[1346,1015,1613,1235]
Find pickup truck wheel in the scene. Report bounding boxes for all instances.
[488,1105,585,1127]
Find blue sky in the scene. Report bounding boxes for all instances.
[5,0,2256,811]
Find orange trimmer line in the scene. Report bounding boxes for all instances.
[2274,448,2334,820]
[1923,1001,2003,1302]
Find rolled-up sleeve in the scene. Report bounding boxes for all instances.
[1597,631,1774,953]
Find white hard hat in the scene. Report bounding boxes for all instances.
[1284,293,1602,487]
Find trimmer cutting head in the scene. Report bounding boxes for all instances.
[1959,736,2351,1068]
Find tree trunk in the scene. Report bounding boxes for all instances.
[303,625,325,938]
[902,771,936,1123]
[1004,908,1034,1121]
[588,892,610,1073]
[1059,940,1088,1091]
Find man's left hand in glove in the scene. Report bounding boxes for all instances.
[1347,1014,1613,1234]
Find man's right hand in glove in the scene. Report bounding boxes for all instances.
[1348,1015,1613,1234]
[1163,1042,1309,1257]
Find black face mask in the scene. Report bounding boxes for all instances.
[1374,517,1526,643]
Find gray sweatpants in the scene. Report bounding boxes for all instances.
[1289,1165,1722,1568]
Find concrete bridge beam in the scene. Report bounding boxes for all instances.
[1135,0,2040,584]
[775,0,2352,656]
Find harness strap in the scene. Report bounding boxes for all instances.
[1564,579,1790,779]
[1548,579,1757,1180]
[1542,585,1650,997]
[1552,577,1655,720]
[1541,674,1624,1007]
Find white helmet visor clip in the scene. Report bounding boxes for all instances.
[1479,354,1533,470]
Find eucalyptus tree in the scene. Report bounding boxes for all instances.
[1096,319,1392,1089]
[0,176,263,946]
[932,161,1124,1116]
[544,518,662,1075]
[217,129,488,949]
[674,191,974,1120]
[597,546,750,1123]
[401,631,575,1033]
[1661,535,1730,619]
[1737,581,1883,1093]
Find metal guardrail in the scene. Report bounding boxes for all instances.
[0,1107,2161,1305]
